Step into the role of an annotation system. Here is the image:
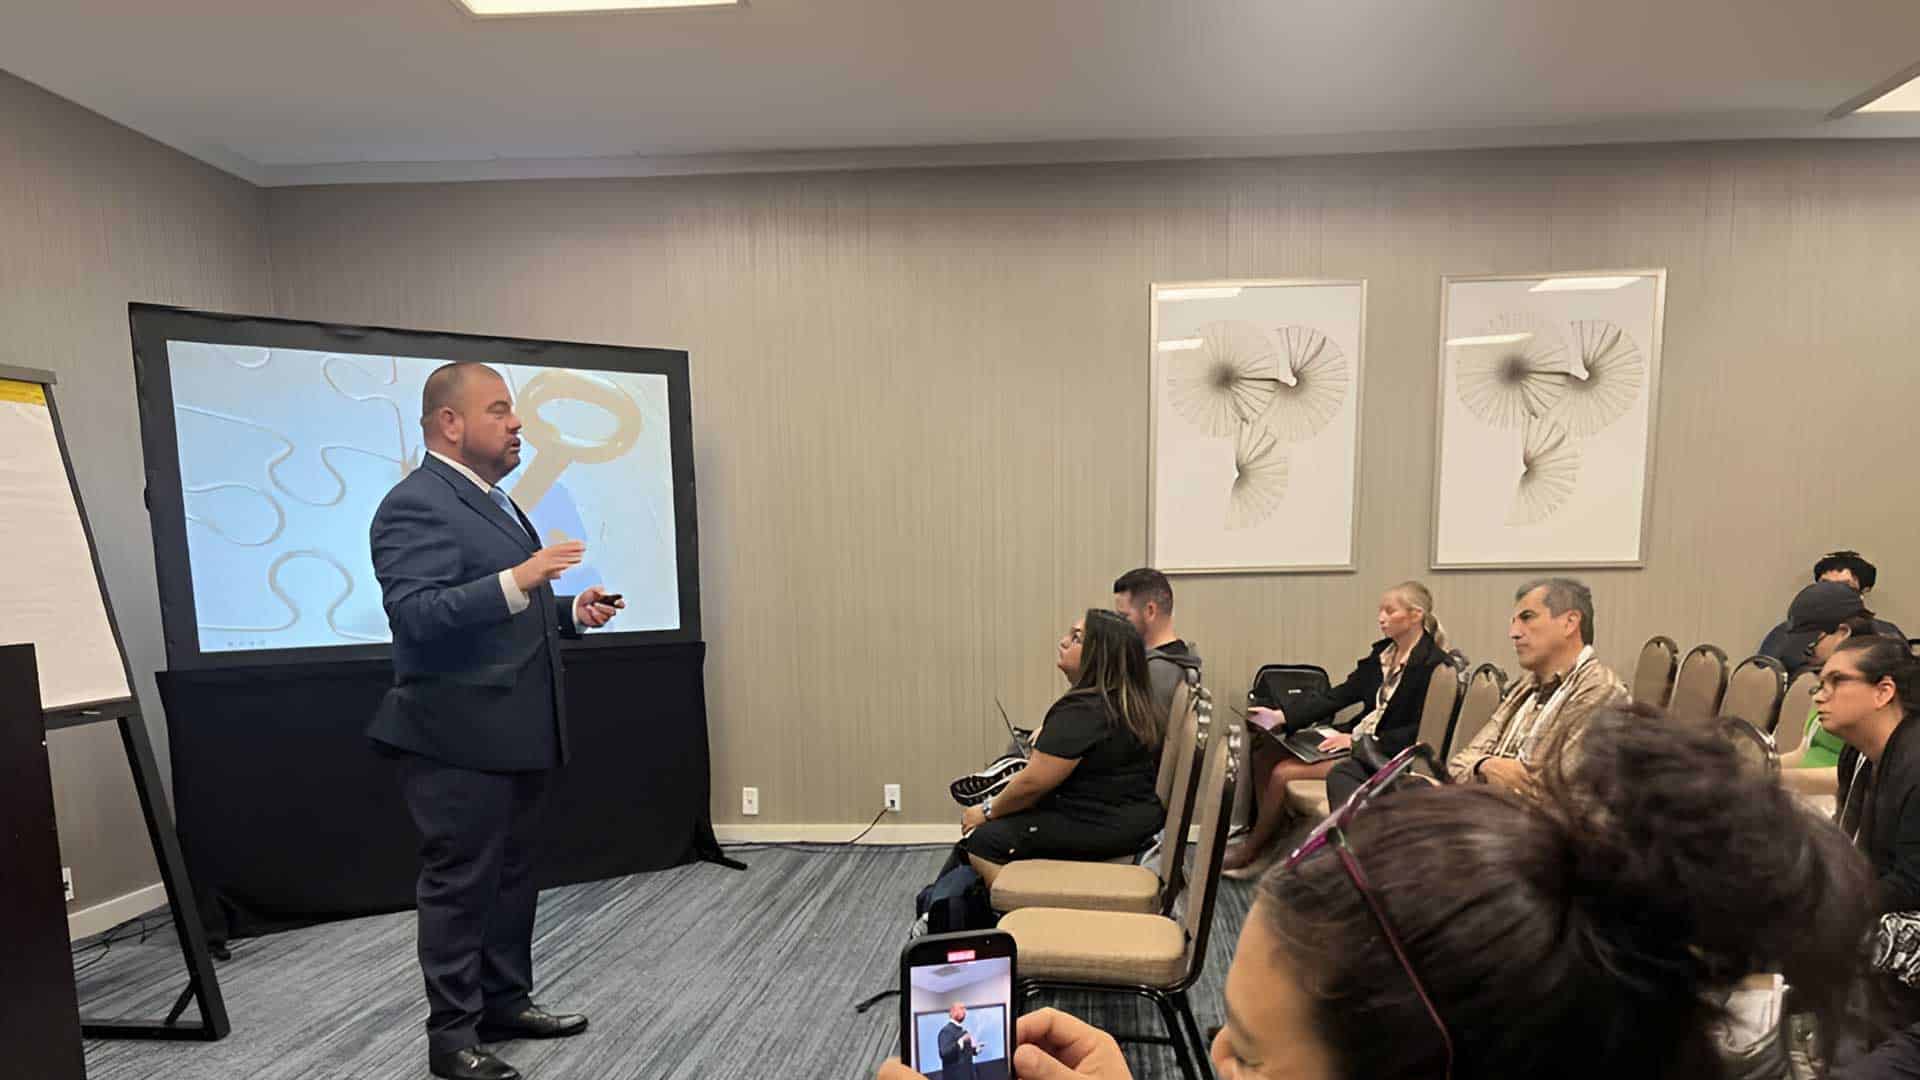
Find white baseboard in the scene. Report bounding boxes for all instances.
[713,823,961,845]
[69,882,168,941]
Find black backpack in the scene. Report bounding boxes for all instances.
[1247,663,1332,711]
[915,864,996,933]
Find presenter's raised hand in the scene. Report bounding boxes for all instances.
[1012,1008,1134,1080]
[575,585,625,628]
[512,540,584,592]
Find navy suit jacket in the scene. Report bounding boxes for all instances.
[368,453,577,772]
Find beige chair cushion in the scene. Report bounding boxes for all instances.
[991,860,1160,915]
[1000,907,1188,987]
[1284,779,1329,819]
[1798,793,1837,819]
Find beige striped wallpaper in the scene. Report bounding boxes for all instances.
[265,139,1920,826]
[0,70,275,907]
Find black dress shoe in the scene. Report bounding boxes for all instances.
[429,1047,521,1080]
[477,1004,589,1041]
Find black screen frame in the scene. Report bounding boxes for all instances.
[129,303,702,670]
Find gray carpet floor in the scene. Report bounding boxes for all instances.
[76,847,1253,1080]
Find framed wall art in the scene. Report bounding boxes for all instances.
[1149,278,1365,574]
[1431,270,1666,569]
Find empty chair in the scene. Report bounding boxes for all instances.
[1774,671,1821,760]
[1720,655,1789,735]
[1452,663,1507,760]
[1719,716,1779,777]
[1154,671,1198,807]
[1631,635,1680,709]
[1669,644,1729,722]
[1413,656,1462,761]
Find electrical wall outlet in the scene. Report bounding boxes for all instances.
[884,784,901,813]
[62,867,74,903]
[741,787,760,816]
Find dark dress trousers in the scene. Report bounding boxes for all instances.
[369,453,578,1055]
[939,1020,980,1080]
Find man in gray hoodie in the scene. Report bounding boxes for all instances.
[1112,567,1203,719]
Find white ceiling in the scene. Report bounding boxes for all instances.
[4,0,1920,187]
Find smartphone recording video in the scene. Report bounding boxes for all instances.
[899,930,1016,1080]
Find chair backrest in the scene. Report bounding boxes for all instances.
[1247,664,1330,710]
[1631,635,1680,709]
[1719,716,1779,777]
[1453,663,1507,760]
[1155,671,1198,806]
[1720,655,1789,735]
[1153,693,1211,911]
[1774,671,1821,758]
[1413,658,1461,761]
[1669,644,1730,722]
[1177,723,1240,987]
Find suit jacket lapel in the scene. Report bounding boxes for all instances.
[421,455,539,555]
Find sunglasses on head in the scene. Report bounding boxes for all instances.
[1283,743,1454,1080]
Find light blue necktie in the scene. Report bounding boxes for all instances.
[486,486,535,543]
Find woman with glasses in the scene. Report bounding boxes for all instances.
[954,609,1167,885]
[882,710,1873,1079]
[1224,581,1451,874]
[1779,612,1882,784]
[1822,635,1920,913]
[1817,634,1920,1057]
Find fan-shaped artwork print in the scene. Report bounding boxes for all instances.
[1508,419,1581,526]
[1257,325,1350,443]
[1548,320,1645,438]
[1226,423,1289,530]
[1166,320,1280,437]
[1454,314,1568,429]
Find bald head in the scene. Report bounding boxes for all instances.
[421,362,522,483]
[948,1003,966,1023]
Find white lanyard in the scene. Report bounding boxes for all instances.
[1501,647,1594,762]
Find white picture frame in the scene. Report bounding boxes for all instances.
[1148,278,1366,574]
[1431,270,1667,570]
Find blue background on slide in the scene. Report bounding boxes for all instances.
[167,340,679,653]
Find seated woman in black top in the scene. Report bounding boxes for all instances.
[1224,580,1449,873]
[959,608,1166,886]
[1822,635,1920,1038]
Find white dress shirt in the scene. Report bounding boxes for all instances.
[424,450,590,633]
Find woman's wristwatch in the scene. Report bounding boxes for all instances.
[980,798,994,821]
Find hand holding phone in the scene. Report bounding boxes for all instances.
[899,930,1017,1077]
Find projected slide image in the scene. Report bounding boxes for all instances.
[167,341,681,653]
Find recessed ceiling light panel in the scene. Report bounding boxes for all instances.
[454,0,740,16]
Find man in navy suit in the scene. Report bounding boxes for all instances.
[370,362,623,1080]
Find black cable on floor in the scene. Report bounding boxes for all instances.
[723,805,944,854]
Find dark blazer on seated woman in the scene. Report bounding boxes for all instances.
[1281,632,1448,758]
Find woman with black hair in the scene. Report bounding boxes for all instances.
[957,608,1166,885]
[882,709,1875,1079]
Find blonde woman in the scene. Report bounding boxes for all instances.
[1225,582,1450,874]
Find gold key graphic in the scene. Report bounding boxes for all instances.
[508,370,644,515]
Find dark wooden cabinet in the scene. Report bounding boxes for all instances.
[0,644,87,1079]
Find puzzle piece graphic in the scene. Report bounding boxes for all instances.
[171,343,415,650]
